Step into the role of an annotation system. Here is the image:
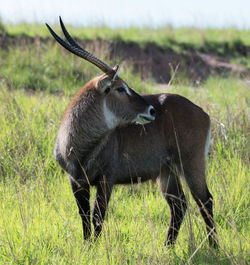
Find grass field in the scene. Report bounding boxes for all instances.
[0,24,249,264]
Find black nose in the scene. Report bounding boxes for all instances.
[149,106,156,117]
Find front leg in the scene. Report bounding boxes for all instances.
[70,180,91,240]
[93,176,113,238]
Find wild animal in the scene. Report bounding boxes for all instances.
[46,17,217,247]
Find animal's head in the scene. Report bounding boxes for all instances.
[46,17,155,129]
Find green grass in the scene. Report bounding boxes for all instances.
[0,75,249,264]
[5,23,250,46]
[0,42,156,95]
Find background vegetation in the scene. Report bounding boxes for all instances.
[0,22,249,264]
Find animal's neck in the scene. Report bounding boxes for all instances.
[69,94,112,167]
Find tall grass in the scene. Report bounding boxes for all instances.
[0,42,155,95]
[0,75,249,264]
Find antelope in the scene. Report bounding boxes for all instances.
[46,17,217,247]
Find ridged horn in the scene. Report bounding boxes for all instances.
[46,17,113,73]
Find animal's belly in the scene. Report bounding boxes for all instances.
[113,153,167,184]
[114,170,160,185]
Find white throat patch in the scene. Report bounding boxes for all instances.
[103,99,119,129]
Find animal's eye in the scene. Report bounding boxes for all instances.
[104,86,110,94]
[116,87,125,93]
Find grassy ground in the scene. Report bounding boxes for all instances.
[0,74,249,264]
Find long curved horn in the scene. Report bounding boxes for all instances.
[46,17,113,73]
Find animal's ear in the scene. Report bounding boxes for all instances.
[111,65,119,81]
[97,76,112,94]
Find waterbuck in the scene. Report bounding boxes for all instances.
[46,17,217,247]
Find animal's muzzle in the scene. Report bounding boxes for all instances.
[136,105,156,125]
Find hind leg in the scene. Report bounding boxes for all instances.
[92,176,113,238]
[158,168,187,245]
[183,156,218,248]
